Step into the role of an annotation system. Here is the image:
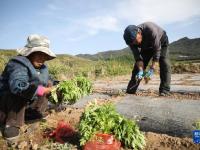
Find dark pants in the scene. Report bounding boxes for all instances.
[126,46,171,94]
[0,93,48,127]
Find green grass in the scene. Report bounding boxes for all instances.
[45,54,133,79]
[0,50,16,71]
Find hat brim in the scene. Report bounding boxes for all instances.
[17,46,56,60]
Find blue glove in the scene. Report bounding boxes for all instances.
[146,68,154,78]
[136,70,144,80]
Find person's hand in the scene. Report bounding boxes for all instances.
[146,68,154,79]
[43,87,53,95]
[144,68,154,84]
[37,85,54,97]
[136,70,144,80]
[47,80,53,87]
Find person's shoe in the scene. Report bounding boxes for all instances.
[126,89,137,94]
[3,126,20,143]
[159,91,170,97]
[126,91,135,94]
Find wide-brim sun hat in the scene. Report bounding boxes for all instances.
[17,34,56,60]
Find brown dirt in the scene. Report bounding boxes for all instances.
[94,88,200,100]
[135,89,200,100]
[45,107,83,128]
[0,108,83,150]
[1,103,199,150]
[1,98,199,147]
[144,132,200,150]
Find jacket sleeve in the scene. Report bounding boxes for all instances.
[8,63,38,100]
[152,34,162,61]
[130,45,143,62]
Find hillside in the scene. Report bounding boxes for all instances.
[0,49,132,79]
[169,37,200,60]
[0,49,95,78]
[0,49,92,65]
[77,37,200,61]
[77,48,132,61]
[1,37,200,79]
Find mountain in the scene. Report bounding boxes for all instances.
[77,48,132,61]
[169,37,200,60]
[77,37,200,61]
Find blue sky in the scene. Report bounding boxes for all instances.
[0,0,200,55]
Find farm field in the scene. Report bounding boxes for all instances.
[0,73,200,150]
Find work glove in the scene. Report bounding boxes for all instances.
[136,70,144,80]
[145,68,154,79]
[144,68,154,84]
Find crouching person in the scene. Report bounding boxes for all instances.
[0,34,56,141]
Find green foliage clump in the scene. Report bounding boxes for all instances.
[195,120,200,130]
[79,102,146,149]
[0,50,16,73]
[50,76,92,104]
[75,76,93,96]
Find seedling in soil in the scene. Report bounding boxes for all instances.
[50,76,92,104]
[79,102,146,149]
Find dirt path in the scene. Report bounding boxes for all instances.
[144,132,200,150]
[94,73,200,93]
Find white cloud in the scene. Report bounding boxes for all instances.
[42,0,200,33]
[179,17,200,27]
[116,0,200,25]
[84,16,120,31]
[38,0,200,42]
[66,16,120,41]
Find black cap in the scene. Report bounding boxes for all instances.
[123,25,139,45]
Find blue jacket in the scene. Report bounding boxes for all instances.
[0,56,50,101]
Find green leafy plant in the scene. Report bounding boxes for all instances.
[50,77,92,104]
[195,120,200,130]
[75,76,92,96]
[79,102,146,149]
